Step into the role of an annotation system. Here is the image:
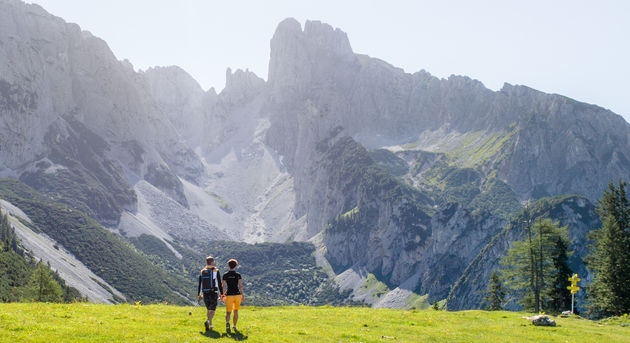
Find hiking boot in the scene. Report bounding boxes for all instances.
[232,325,237,332]
[204,321,210,332]
[226,323,231,334]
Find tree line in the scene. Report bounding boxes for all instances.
[482,181,630,317]
[0,209,84,303]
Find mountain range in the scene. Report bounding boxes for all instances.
[1,0,628,309]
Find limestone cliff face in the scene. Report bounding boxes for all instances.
[0,0,203,221]
[497,84,630,200]
[318,137,505,301]
[142,65,210,152]
[264,19,630,209]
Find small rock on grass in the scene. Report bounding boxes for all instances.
[524,314,556,327]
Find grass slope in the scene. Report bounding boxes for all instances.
[0,303,628,342]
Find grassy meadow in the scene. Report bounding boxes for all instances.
[0,303,628,342]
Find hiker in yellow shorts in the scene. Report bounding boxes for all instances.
[221,258,244,333]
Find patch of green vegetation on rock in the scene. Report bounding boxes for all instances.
[361,273,390,300]
[341,206,359,219]
[450,127,518,168]
[368,149,409,176]
[419,158,483,205]
[470,178,521,219]
[413,145,521,218]
[206,191,232,213]
[405,293,431,310]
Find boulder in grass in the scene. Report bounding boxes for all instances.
[530,314,557,327]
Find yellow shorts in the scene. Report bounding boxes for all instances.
[225,295,241,312]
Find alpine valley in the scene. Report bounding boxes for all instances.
[1,0,629,310]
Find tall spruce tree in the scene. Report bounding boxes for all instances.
[500,218,571,312]
[23,261,63,302]
[481,271,506,310]
[548,237,573,313]
[586,180,630,316]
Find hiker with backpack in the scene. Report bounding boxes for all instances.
[197,256,225,331]
[222,258,244,334]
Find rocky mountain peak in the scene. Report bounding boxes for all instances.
[302,20,353,57]
[268,18,357,97]
[221,67,265,104]
[144,66,205,97]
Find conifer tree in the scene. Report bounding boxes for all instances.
[547,237,573,313]
[481,271,506,310]
[500,218,571,312]
[23,262,63,302]
[586,180,630,316]
[0,211,8,243]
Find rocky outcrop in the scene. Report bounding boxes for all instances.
[19,117,136,225]
[319,137,505,301]
[142,66,210,151]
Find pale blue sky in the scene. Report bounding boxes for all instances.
[27,0,630,121]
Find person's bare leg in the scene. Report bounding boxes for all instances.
[225,311,231,325]
[233,310,238,327]
[207,309,215,326]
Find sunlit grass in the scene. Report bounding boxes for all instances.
[0,303,628,342]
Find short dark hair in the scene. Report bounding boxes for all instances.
[206,256,214,265]
[228,259,238,269]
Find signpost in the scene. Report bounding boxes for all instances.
[567,274,580,314]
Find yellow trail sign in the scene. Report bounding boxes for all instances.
[568,274,580,312]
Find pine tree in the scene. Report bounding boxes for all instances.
[0,211,8,243]
[0,211,19,254]
[23,262,63,302]
[481,271,506,310]
[547,237,573,313]
[500,218,571,312]
[586,180,630,316]
[432,300,440,310]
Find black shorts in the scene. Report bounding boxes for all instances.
[203,291,218,310]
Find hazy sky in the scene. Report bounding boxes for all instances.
[27,0,630,121]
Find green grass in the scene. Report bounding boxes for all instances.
[404,293,431,310]
[1,303,628,342]
[360,274,390,300]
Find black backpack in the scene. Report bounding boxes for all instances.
[201,268,217,292]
